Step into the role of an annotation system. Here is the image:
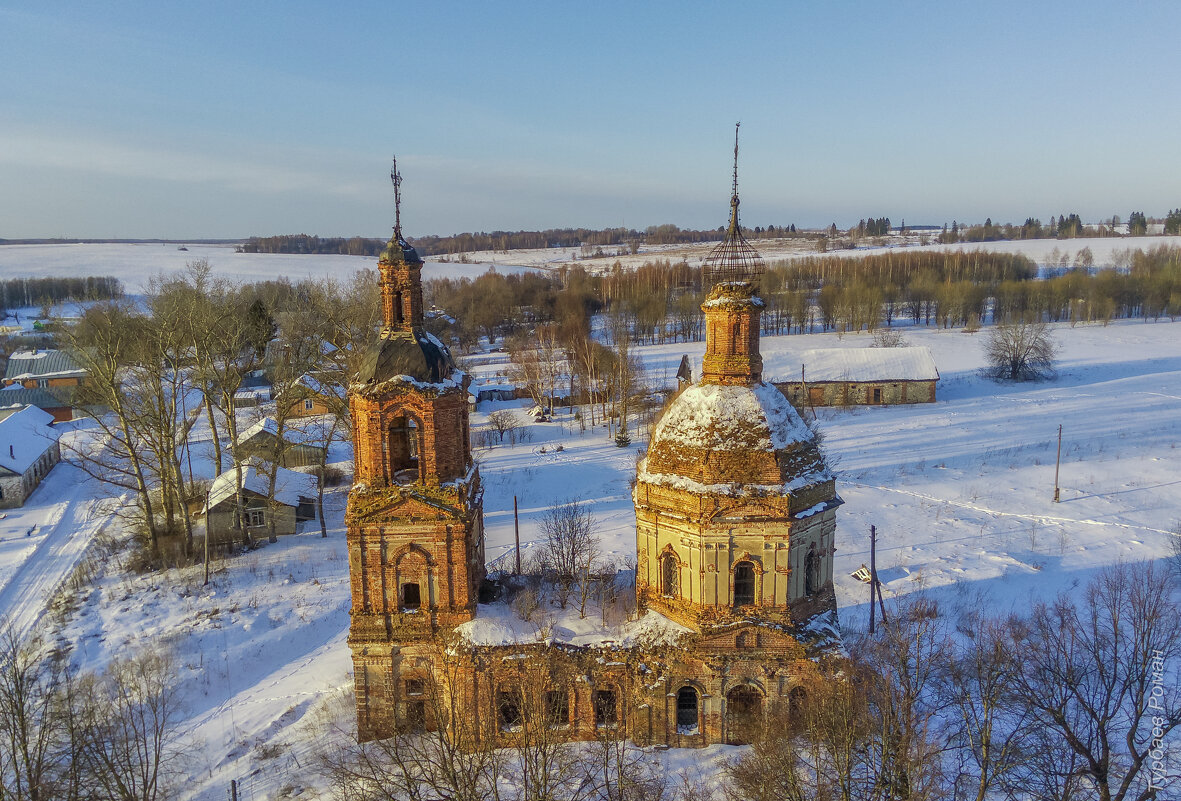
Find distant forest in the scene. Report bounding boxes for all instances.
[427,245,1181,351]
[235,224,806,258]
[239,209,1180,258]
[1,276,124,312]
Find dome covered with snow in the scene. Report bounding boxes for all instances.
[642,380,831,493]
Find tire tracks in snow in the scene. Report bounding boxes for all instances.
[842,480,1177,538]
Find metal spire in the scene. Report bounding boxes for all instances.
[390,157,403,241]
[702,122,764,287]
[729,121,740,233]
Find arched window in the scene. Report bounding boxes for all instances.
[805,544,820,596]
[676,687,698,731]
[393,290,404,325]
[388,415,420,482]
[661,553,678,597]
[733,561,756,607]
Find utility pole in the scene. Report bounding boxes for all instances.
[513,495,522,575]
[1053,424,1062,503]
[869,524,877,634]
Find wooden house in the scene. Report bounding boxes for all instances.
[774,346,939,407]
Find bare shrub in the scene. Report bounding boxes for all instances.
[983,317,1056,381]
[486,409,524,445]
[871,327,908,348]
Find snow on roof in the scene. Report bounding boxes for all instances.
[652,381,813,453]
[237,416,327,449]
[776,346,939,383]
[3,349,86,381]
[0,405,59,476]
[206,463,317,511]
[454,603,691,649]
[295,372,344,400]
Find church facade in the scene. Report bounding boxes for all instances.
[346,161,839,747]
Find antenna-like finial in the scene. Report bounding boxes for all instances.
[390,156,403,240]
[732,121,740,201]
[702,122,764,287]
[728,122,741,233]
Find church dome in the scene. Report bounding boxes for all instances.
[642,381,830,493]
[355,330,455,386]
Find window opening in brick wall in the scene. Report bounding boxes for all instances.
[545,690,569,727]
[594,689,618,726]
[498,690,522,730]
[733,561,755,606]
[402,582,421,609]
[661,554,678,597]
[676,687,699,731]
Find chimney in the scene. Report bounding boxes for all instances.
[8,445,13,459]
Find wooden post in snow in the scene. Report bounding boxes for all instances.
[514,495,522,575]
[869,525,877,634]
[1054,424,1062,503]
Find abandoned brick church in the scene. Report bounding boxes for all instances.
[346,155,840,748]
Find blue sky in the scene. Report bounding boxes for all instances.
[2,1,1178,239]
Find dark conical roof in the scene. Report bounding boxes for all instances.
[379,235,422,265]
[355,331,454,385]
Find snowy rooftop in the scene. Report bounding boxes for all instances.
[3,349,86,381]
[455,599,692,650]
[206,462,318,511]
[0,405,58,476]
[652,381,814,453]
[774,346,940,384]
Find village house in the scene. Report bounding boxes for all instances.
[0,405,61,508]
[2,348,88,390]
[235,416,327,468]
[204,462,318,544]
[0,385,77,422]
[774,345,940,407]
[284,372,345,418]
[346,159,839,748]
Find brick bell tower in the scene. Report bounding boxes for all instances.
[346,161,484,741]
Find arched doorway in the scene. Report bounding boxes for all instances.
[733,561,755,607]
[725,685,762,745]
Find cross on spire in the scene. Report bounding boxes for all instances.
[391,156,403,241]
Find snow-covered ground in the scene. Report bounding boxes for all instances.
[0,242,538,291]
[5,236,1180,297]
[0,317,1174,798]
[1,236,1179,796]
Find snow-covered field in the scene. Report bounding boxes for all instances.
[5,236,1180,295]
[0,242,538,291]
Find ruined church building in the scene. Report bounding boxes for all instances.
[346,144,840,748]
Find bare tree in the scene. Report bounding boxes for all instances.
[74,650,187,801]
[487,410,524,446]
[539,499,597,611]
[939,610,1032,801]
[850,595,950,801]
[0,622,73,801]
[983,316,1056,381]
[1010,562,1181,801]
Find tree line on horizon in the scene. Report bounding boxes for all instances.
[426,246,1181,351]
